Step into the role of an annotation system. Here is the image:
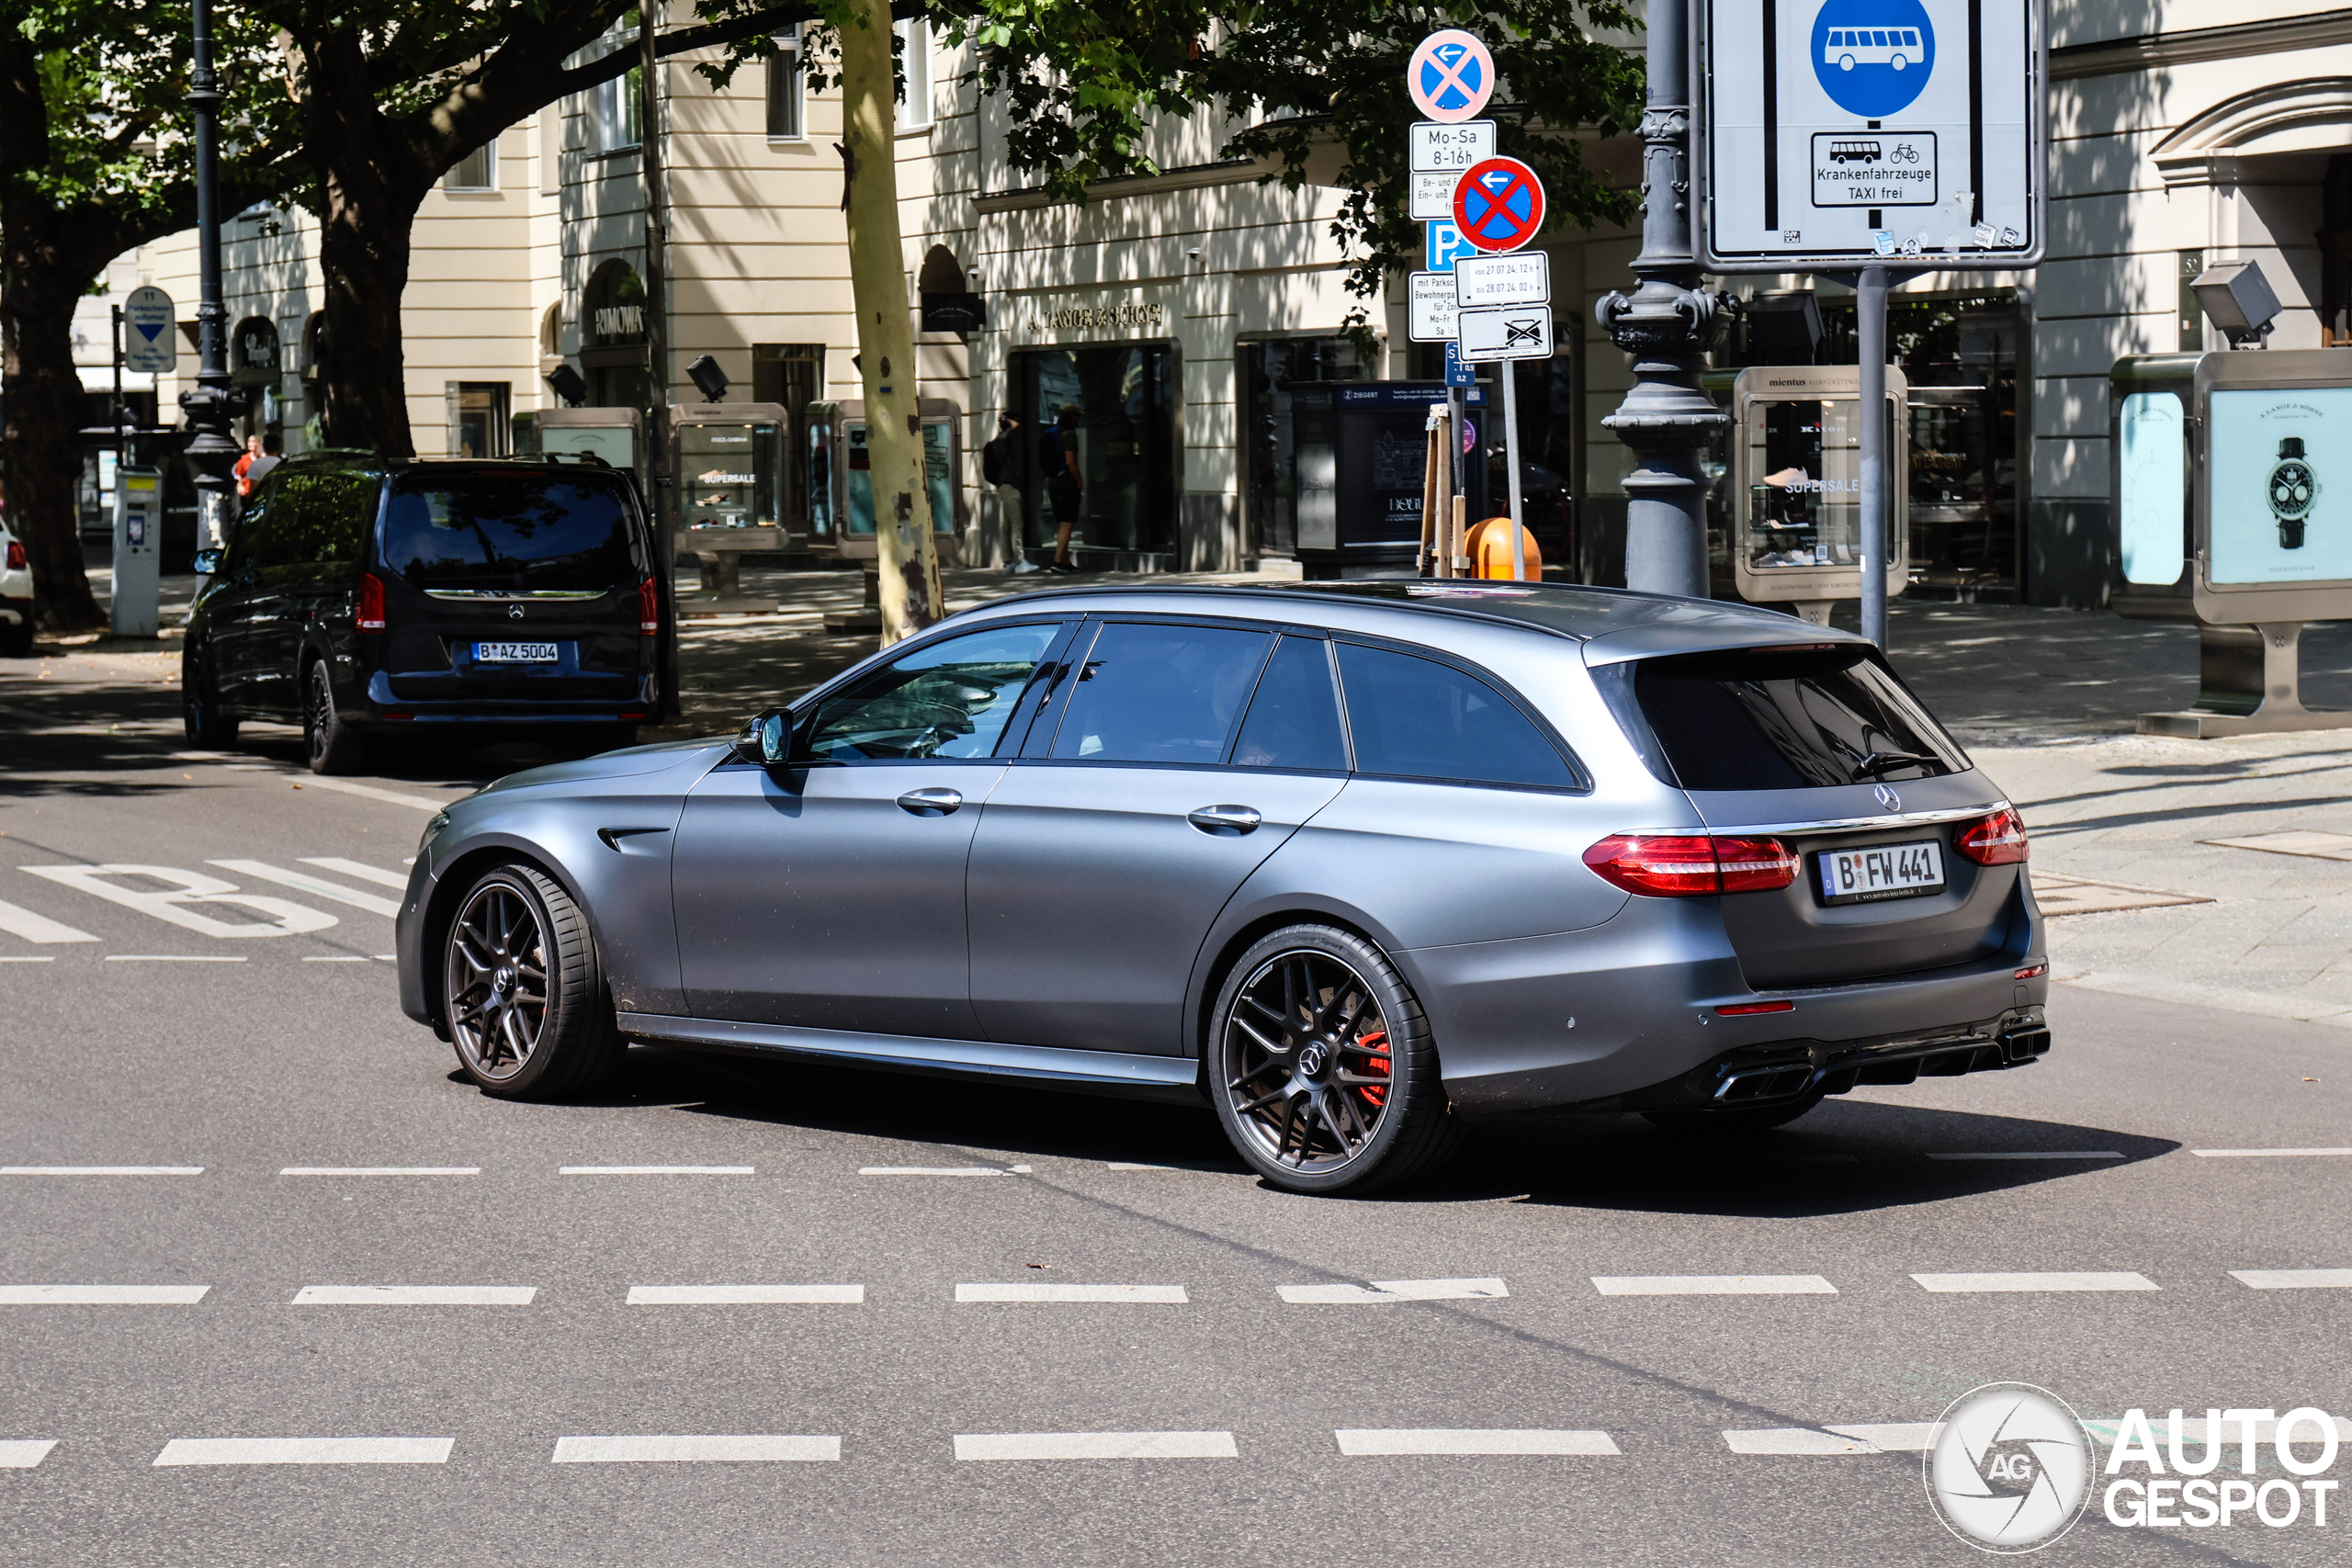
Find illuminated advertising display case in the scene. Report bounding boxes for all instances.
[803,399,963,563]
[1729,365,1908,619]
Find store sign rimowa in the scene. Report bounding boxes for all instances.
[1030,300,1167,333]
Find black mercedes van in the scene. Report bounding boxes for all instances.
[182,454,665,773]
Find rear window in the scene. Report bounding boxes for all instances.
[381,475,639,592]
[1630,646,1968,791]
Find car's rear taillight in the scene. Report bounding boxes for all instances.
[4,540,24,570]
[1583,833,1796,897]
[356,571,387,633]
[1713,835,1802,893]
[639,577,659,636]
[1954,807,2029,866]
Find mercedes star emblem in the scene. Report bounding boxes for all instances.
[1874,784,1902,812]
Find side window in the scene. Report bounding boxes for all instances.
[247,474,305,570]
[797,623,1061,761]
[1044,620,1272,764]
[1335,642,1577,791]
[1232,635,1348,773]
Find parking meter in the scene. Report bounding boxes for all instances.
[111,467,162,637]
[1728,366,1909,623]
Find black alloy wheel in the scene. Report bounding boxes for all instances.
[181,646,239,748]
[442,863,623,1099]
[303,660,366,774]
[1208,924,1461,1195]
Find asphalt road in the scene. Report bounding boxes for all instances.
[6,664,2352,1566]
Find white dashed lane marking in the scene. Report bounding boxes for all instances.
[0,1167,203,1177]
[954,1431,1238,1461]
[2230,1269,2352,1290]
[1334,1428,1620,1457]
[1590,1276,1837,1296]
[279,1167,480,1177]
[860,1166,1031,1177]
[0,1286,209,1305]
[2194,1148,2352,1158]
[104,955,247,963]
[628,1285,864,1304]
[560,1166,754,1177]
[153,1438,452,1467]
[1278,1278,1507,1304]
[281,778,448,811]
[0,898,96,944]
[0,1441,57,1469]
[1926,1151,2123,1161]
[291,1286,536,1306]
[551,1435,840,1463]
[1911,1271,2158,1292]
[956,1283,1188,1303]
[0,956,55,962]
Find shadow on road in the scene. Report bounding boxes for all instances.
[490,1043,2172,1216]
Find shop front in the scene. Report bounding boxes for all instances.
[1005,339,1179,570]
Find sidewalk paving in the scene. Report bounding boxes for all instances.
[17,568,2352,1032]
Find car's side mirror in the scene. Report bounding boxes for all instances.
[191,547,223,577]
[739,708,791,765]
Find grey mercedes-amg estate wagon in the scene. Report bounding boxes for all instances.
[395,582,2048,1194]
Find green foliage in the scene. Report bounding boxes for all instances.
[6,0,303,233]
[942,1,1645,319]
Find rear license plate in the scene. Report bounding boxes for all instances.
[1816,840,1945,904]
[475,642,560,663]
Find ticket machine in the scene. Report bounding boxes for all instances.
[2112,347,2352,735]
[110,467,162,637]
[1728,365,1910,623]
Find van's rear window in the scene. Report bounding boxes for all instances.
[1630,646,1968,791]
[382,477,638,592]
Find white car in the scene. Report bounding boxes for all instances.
[0,513,32,657]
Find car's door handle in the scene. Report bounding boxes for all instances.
[1187,805,1262,835]
[897,787,964,817]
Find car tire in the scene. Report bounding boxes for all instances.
[182,647,240,748]
[1643,1088,1827,1136]
[303,658,367,775]
[0,619,31,659]
[442,863,626,1100]
[1206,924,1463,1196]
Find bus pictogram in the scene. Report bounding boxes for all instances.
[1824,26,1924,71]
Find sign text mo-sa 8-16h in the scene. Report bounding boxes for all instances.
[1696,0,2047,272]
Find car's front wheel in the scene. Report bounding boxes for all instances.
[1207,925,1462,1195]
[442,863,624,1099]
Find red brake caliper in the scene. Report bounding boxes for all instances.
[1354,1029,1390,1109]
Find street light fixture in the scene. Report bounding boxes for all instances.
[684,354,729,402]
[2193,258,2283,349]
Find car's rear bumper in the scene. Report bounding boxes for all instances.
[362,670,653,727]
[1414,890,2047,1115]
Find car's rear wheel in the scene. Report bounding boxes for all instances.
[1644,1088,1827,1136]
[182,647,239,748]
[1207,925,1462,1195]
[0,617,31,659]
[442,863,624,1099]
[303,659,367,774]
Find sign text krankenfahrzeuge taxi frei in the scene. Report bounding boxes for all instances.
[1696,0,2047,271]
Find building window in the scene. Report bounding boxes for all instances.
[449,383,513,458]
[591,23,642,152]
[766,28,804,140]
[445,136,497,192]
[896,18,931,130]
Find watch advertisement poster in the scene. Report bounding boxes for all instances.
[2209,388,2352,584]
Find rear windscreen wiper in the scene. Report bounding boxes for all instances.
[1851,750,1937,781]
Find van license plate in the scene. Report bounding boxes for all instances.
[476,642,560,663]
[1817,840,1945,904]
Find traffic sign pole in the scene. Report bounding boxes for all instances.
[1859,265,1889,648]
[1502,360,1524,580]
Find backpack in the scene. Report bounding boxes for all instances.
[981,433,1008,487]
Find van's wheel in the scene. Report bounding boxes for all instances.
[1207,924,1462,1195]
[303,659,367,774]
[182,647,239,747]
[442,863,625,1100]
[1645,1088,1827,1136]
